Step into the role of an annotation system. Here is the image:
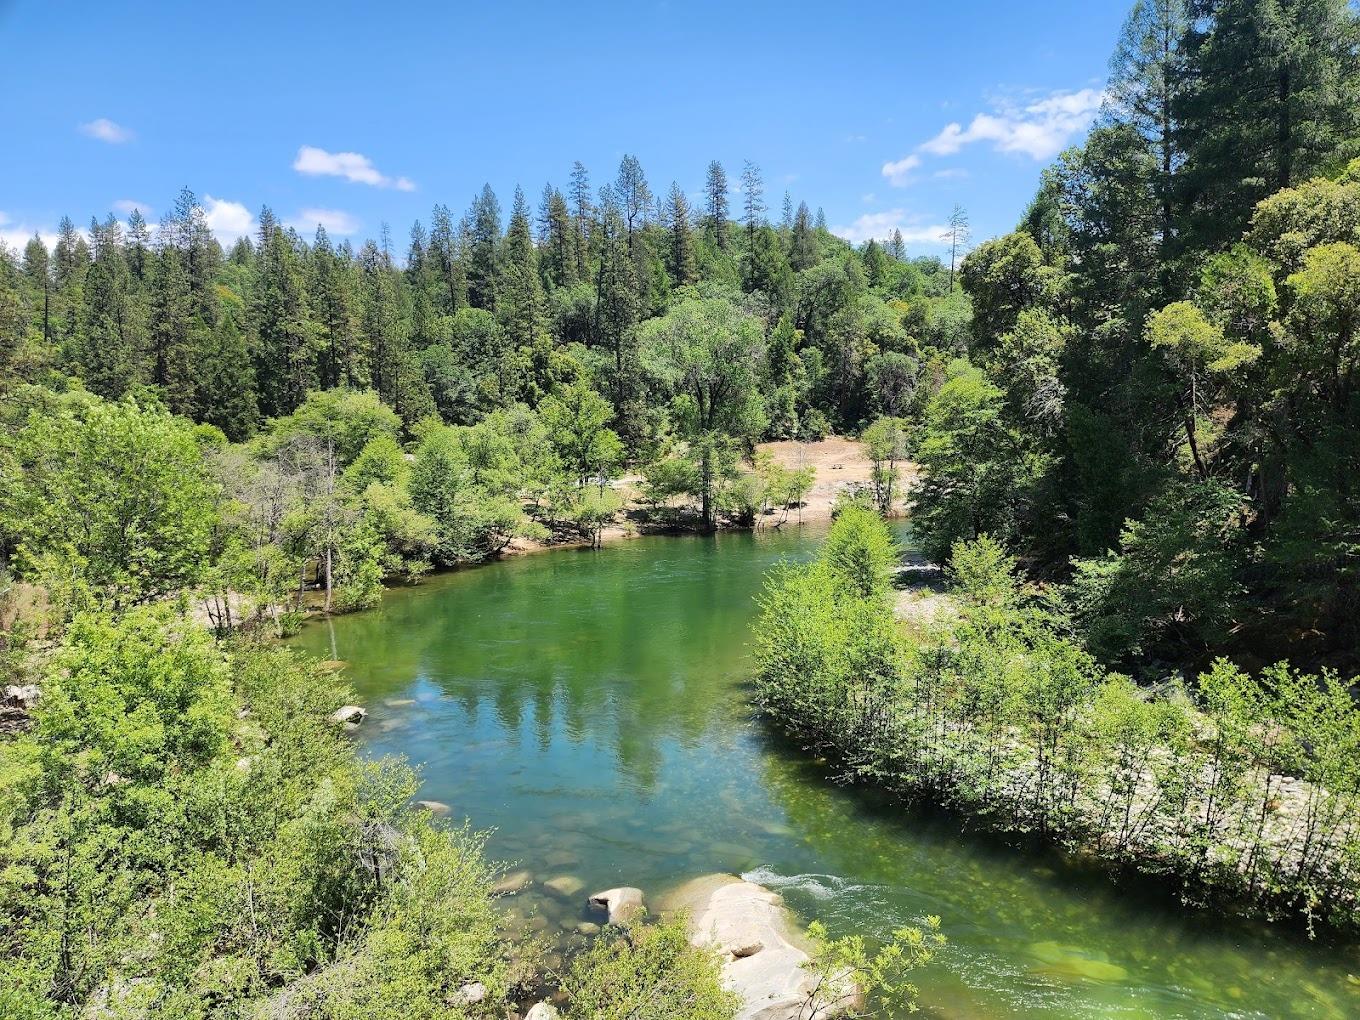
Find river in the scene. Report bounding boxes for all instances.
[291,526,1360,1018]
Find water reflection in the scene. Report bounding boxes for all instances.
[292,529,1360,1019]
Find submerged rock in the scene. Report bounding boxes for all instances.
[663,874,857,1020]
[588,886,646,925]
[415,799,451,815]
[543,874,585,898]
[493,869,533,895]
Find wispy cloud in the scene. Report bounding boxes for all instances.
[880,154,921,187]
[933,168,970,180]
[293,145,415,191]
[80,118,133,144]
[919,88,1103,161]
[113,199,152,216]
[287,208,361,236]
[201,195,257,246]
[880,87,1102,188]
[0,212,59,253]
[831,209,950,247]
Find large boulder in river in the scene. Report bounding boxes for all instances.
[588,886,646,925]
[662,874,858,1020]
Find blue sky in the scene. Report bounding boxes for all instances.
[0,0,1130,258]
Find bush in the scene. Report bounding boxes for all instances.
[561,916,738,1020]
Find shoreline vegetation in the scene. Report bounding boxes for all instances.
[753,507,1360,936]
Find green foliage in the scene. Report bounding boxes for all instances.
[0,609,514,1018]
[561,916,738,1020]
[909,363,1037,563]
[0,388,216,615]
[753,526,1360,929]
[802,917,945,1019]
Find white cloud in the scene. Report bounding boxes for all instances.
[201,195,257,246]
[861,192,877,204]
[287,208,361,236]
[831,210,950,247]
[80,118,133,143]
[293,145,416,190]
[919,88,1103,161]
[113,199,152,216]
[880,154,921,186]
[933,168,970,180]
[0,212,59,253]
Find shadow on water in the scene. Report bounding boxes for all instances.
[292,528,1360,1020]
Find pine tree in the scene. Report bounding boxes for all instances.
[947,204,971,291]
[81,215,140,398]
[126,208,152,282]
[1181,0,1360,251]
[52,216,89,357]
[429,203,468,314]
[594,189,642,448]
[21,235,51,347]
[704,160,730,251]
[614,154,652,248]
[569,160,594,270]
[311,225,360,389]
[500,186,544,349]
[1106,0,1192,285]
[665,182,697,286]
[466,184,501,311]
[540,186,578,290]
[889,228,906,261]
[790,201,818,271]
[251,214,314,417]
[741,160,766,257]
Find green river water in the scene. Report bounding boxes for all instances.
[291,526,1360,1018]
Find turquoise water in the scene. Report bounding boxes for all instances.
[291,527,1360,1018]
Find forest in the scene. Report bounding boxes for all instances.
[6,0,1360,1015]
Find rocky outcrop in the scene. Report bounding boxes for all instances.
[524,1003,560,1020]
[588,886,646,925]
[663,874,857,1020]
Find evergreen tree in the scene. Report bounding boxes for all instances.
[500,186,544,349]
[614,154,652,247]
[704,160,730,251]
[311,225,360,389]
[741,160,766,258]
[81,215,140,399]
[1181,0,1360,252]
[251,214,313,417]
[1105,0,1191,285]
[466,184,502,311]
[429,203,468,314]
[664,182,697,286]
[594,190,642,449]
[569,160,594,270]
[539,185,578,289]
[790,201,818,271]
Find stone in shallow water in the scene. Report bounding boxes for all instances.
[415,799,451,815]
[543,874,585,897]
[493,869,533,894]
[1028,941,1130,983]
[588,887,646,925]
[662,874,858,1020]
